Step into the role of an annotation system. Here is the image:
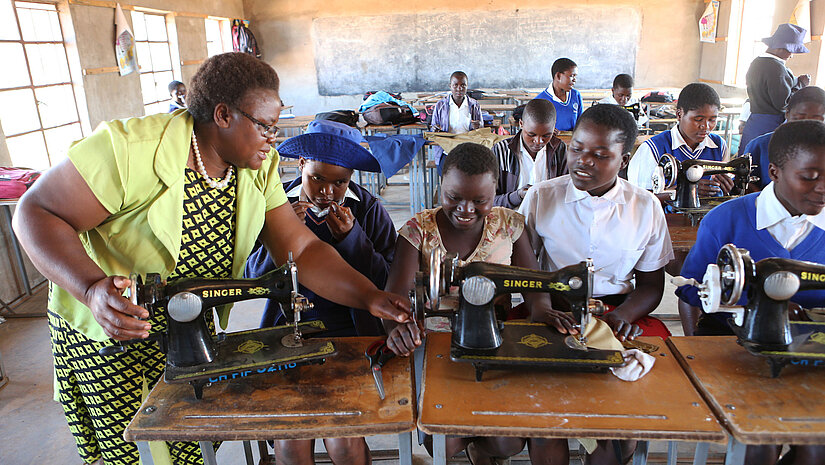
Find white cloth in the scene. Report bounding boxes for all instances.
[739,101,751,123]
[610,349,656,381]
[448,96,471,134]
[285,183,360,218]
[628,125,731,190]
[519,176,674,296]
[758,51,788,65]
[756,182,825,251]
[516,136,548,189]
[597,95,648,128]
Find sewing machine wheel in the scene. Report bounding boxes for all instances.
[658,153,678,190]
[410,274,427,323]
[429,247,444,312]
[717,244,752,306]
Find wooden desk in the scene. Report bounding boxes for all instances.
[667,336,825,465]
[125,337,415,465]
[419,333,725,465]
[666,214,699,277]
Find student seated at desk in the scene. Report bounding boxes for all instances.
[742,86,825,190]
[676,120,825,465]
[430,71,483,171]
[534,57,583,131]
[596,73,649,128]
[245,120,397,465]
[383,142,577,464]
[627,83,732,200]
[518,103,674,465]
[493,98,568,208]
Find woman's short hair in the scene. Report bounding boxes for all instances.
[188,52,280,123]
[442,143,499,182]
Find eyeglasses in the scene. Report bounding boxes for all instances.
[236,108,280,138]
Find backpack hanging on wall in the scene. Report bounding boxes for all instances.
[232,19,261,58]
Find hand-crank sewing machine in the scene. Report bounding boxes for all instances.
[99,254,337,399]
[652,154,752,222]
[410,249,625,381]
[673,244,825,377]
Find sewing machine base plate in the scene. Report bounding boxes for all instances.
[669,197,738,225]
[165,320,337,391]
[731,321,825,377]
[449,321,624,381]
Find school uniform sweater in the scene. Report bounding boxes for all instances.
[534,87,583,131]
[741,131,773,189]
[676,193,825,314]
[492,130,568,208]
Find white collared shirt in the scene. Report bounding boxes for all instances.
[758,51,787,65]
[285,182,360,218]
[516,136,548,189]
[545,85,570,104]
[448,96,471,134]
[519,176,674,296]
[756,182,825,251]
[628,125,730,190]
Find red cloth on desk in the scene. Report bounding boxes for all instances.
[507,303,671,339]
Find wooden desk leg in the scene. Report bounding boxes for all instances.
[632,440,649,465]
[667,441,677,465]
[693,442,710,465]
[724,436,746,465]
[433,434,447,465]
[199,441,218,465]
[242,440,254,465]
[398,431,413,465]
[136,441,155,465]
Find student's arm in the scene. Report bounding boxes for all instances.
[382,237,424,356]
[430,98,448,132]
[626,143,656,191]
[492,141,526,208]
[511,227,577,334]
[603,267,664,341]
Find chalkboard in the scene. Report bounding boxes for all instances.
[312,7,641,96]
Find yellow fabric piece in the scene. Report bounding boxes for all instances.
[423,127,510,153]
[49,110,287,341]
[582,318,625,351]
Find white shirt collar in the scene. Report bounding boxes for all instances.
[756,182,825,231]
[669,124,718,152]
[759,51,787,64]
[449,96,468,111]
[545,85,569,104]
[285,182,360,217]
[563,176,628,205]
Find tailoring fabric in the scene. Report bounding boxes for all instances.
[492,130,568,209]
[246,178,396,337]
[628,125,729,190]
[534,86,583,131]
[51,168,234,464]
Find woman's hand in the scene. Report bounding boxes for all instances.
[385,321,423,356]
[533,307,578,335]
[84,276,151,341]
[601,312,642,341]
[364,289,411,324]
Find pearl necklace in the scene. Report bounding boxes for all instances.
[191,130,233,189]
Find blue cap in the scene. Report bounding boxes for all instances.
[276,119,381,173]
[762,23,809,54]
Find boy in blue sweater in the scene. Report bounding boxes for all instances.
[534,58,583,131]
[628,83,732,200]
[742,85,825,190]
[677,120,825,465]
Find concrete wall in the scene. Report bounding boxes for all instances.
[244,0,709,115]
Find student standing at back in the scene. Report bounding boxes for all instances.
[430,71,483,172]
[534,58,583,131]
[493,98,568,208]
[597,73,648,128]
[627,82,732,200]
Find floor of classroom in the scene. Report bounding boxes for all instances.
[0,172,726,464]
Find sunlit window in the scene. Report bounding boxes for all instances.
[132,10,176,115]
[205,18,231,57]
[732,0,776,86]
[0,0,83,169]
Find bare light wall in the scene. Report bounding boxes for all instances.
[243,0,709,115]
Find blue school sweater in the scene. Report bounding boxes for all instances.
[742,131,772,189]
[534,87,583,131]
[676,193,825,313]
[643,129,727,164]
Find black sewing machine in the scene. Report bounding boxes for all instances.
[98,254,337,398]
[622,102,641,120]
[411,249,624,381]
[652,154,752,220]
[674,244,825,377]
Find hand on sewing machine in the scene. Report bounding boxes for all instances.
[532,307,578,335]
[326,202,354,241]
[712,173,734,195]
[385,320,424,356]
[291,200,313,221]
[600,312,643,342]
[85,275,151,341]
[696,178,723,197]
[365,289,412,324]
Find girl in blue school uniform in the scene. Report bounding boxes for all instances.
[677,120,825,465]
[627,83,733,199]
[742,86,825,190]
[534,57,584,131]
[245,119,397,465]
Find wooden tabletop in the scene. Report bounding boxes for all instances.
[418,332,725,442]
[667,336,825,445]
[665,214,699,276]
[277,115,316,129]
[124,337,415,442]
